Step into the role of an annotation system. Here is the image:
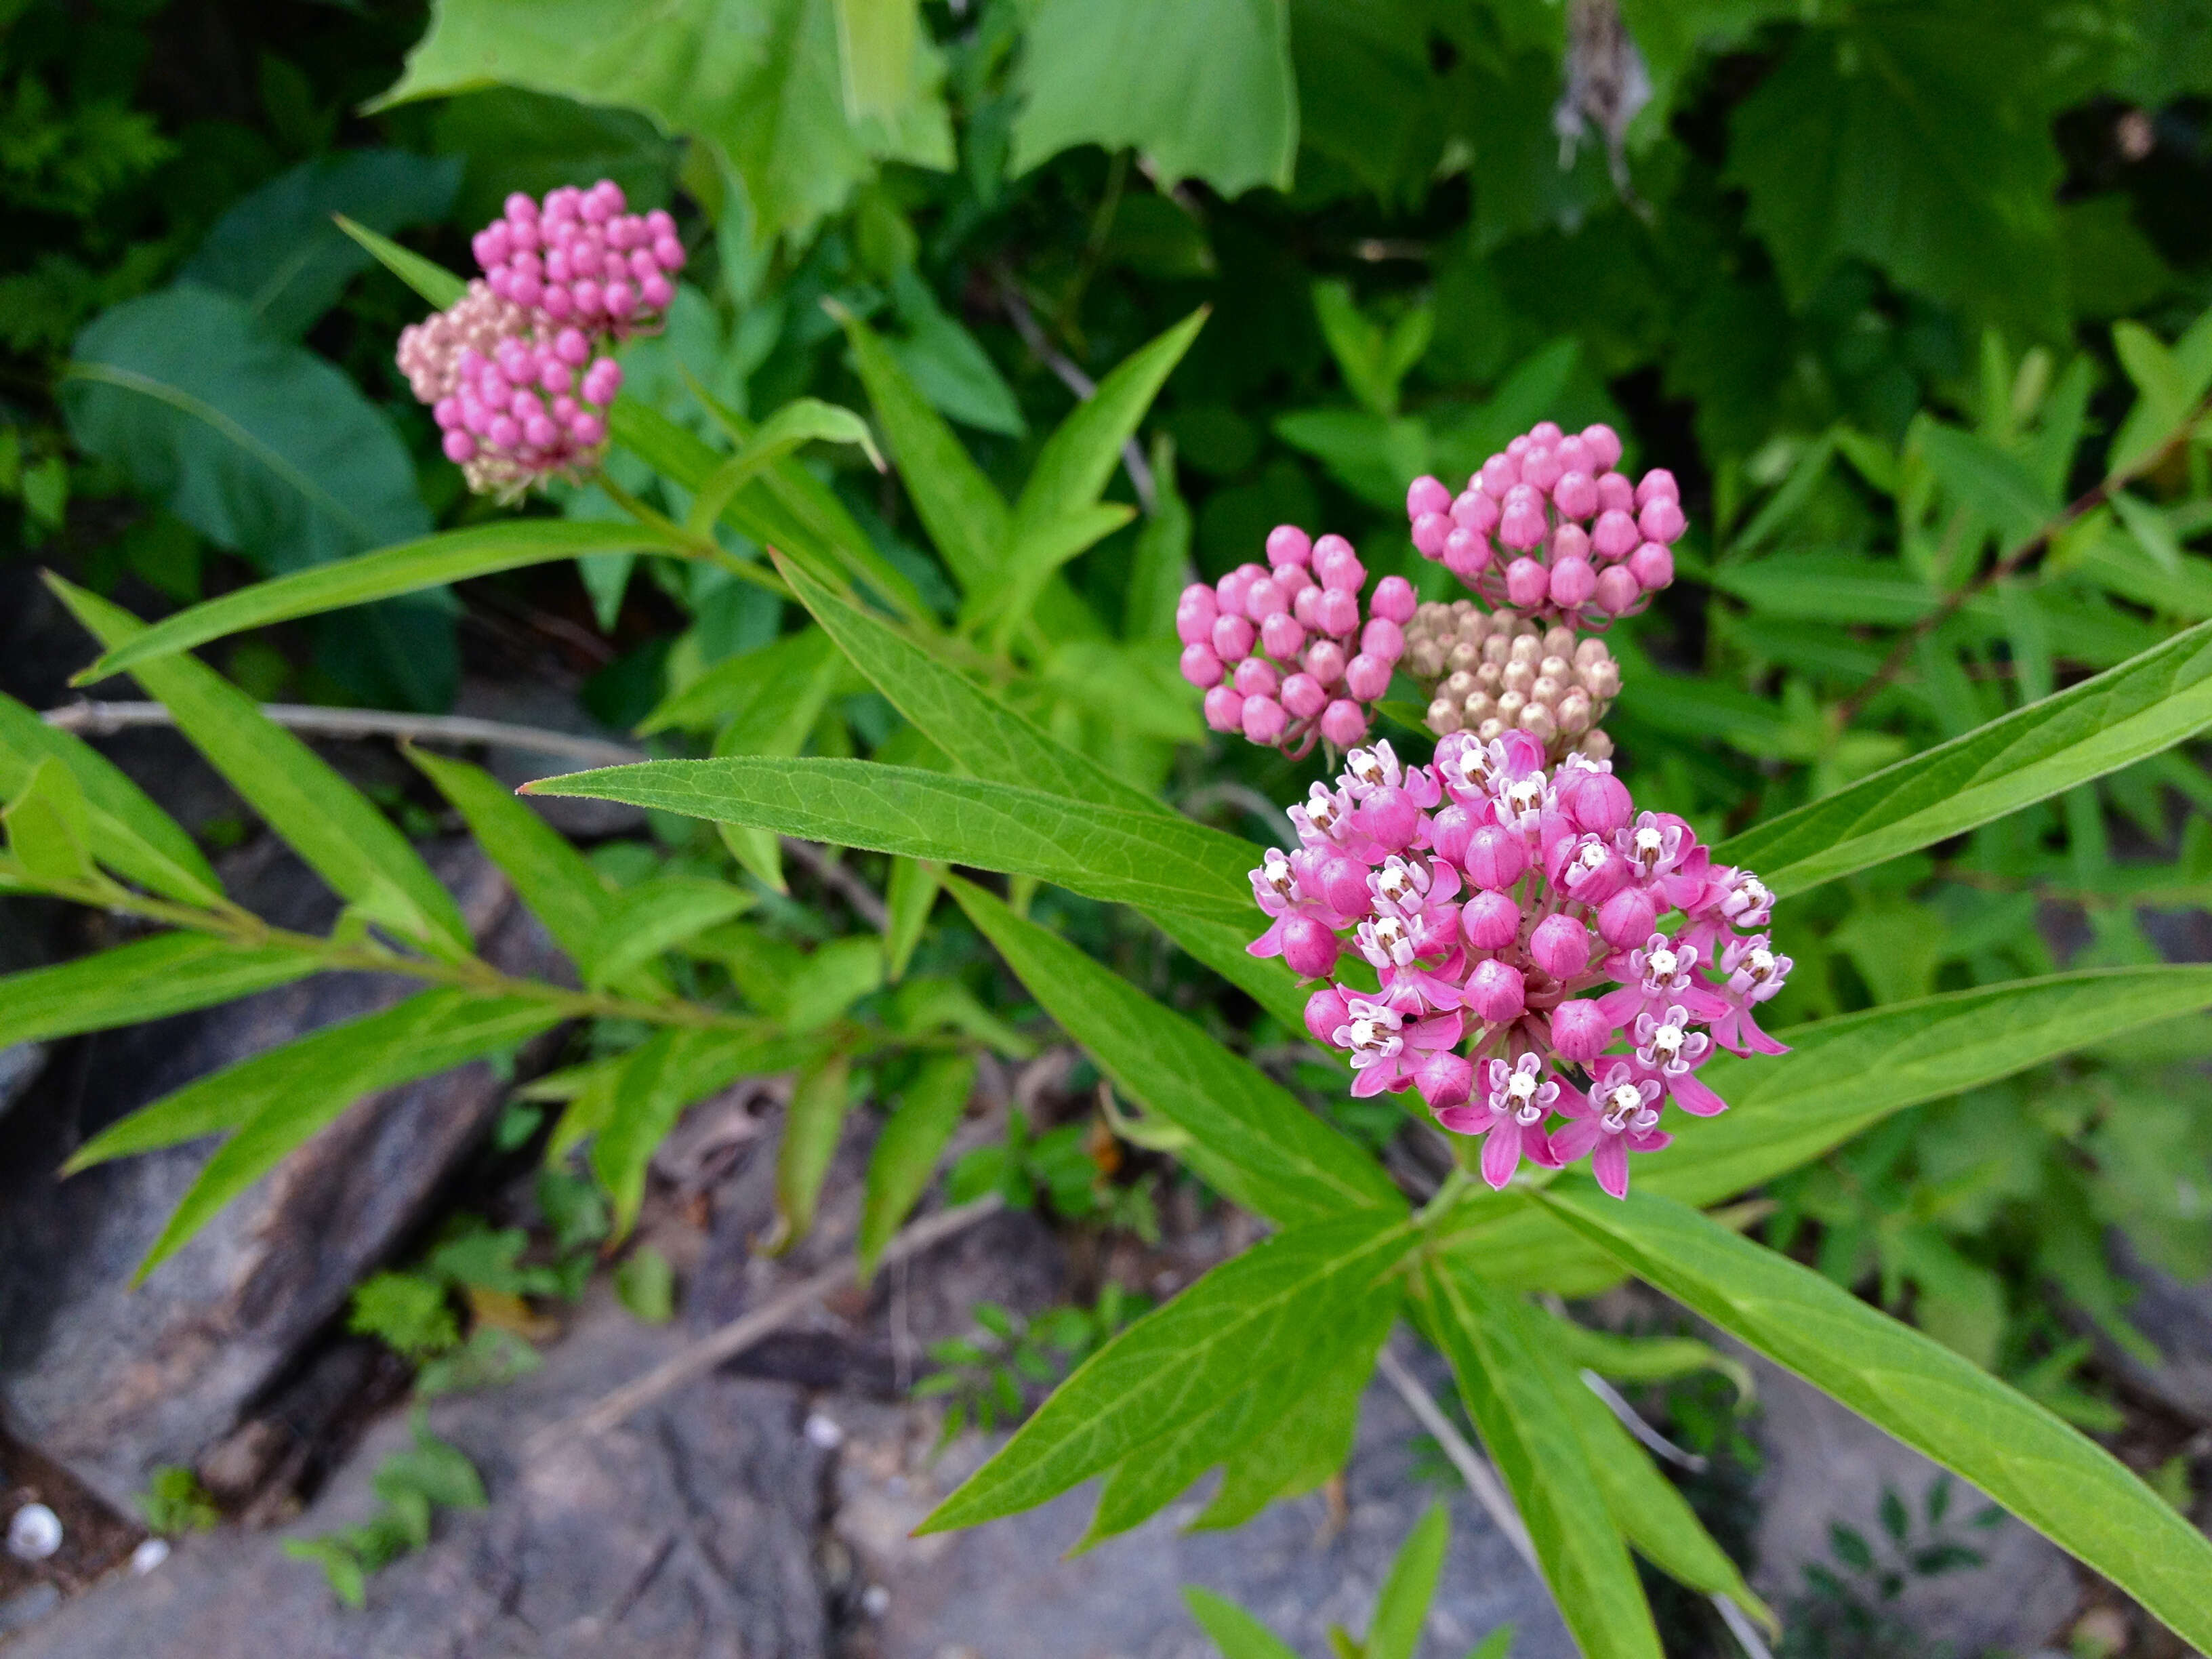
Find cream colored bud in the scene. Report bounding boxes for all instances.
[1417,602,1452,632]
[1446,641,1479,674]
[1508,634,1541,666]
[1557,690,1593,734]
[1410,642,1446,680]
[1502,661,1536,695]
[1543,626,1576,658]
[1496,689,1526,723]
[1530,674,1563,705]
[1481,634,1512,666]
[1581,659,1621,699]
[1427,698,1462,735]
[1476,660,1504,691]
[1443,670,1477,701]
[1574,637,1610,670]
[1538,655,1570,682]
[1519,702,1558,743]
[1578,729,1614,762]
[1462,691,1497,722]
[1477,716,1506,742]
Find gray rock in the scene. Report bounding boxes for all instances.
[0,1042,44,1126]
[832,1359,1572,1659]
[1,1293,831,1659]
[2095,1229,2212,1425]
[0,840,566,1511]
[1744,1350,2079,1655]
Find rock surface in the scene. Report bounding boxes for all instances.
[0,838,566,1510]
[2097,1229,2212,1425]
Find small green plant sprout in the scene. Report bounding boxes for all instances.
[1780,1475,2003,1659]
[1184,1502,1511,1659]
[913,1284,1149,1444]
[138,1465,220,1536]
[283,1410,486,1609]
[614,1244,676,1324]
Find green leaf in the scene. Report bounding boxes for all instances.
[0,693,224,906]
[971,501,1138,648]
[1915,421,2053,547]
[525,756,1256,926]
[376,1416,487,1512]
[615,1246,676,1323]
[2112,489,2184,577]
[592,1025,806,1231]
[781,934,886,1032]
[49,579,474,957]
[584,876,756,990]
[1540,1317,1753,1404]
[881,855,939,981]
[1191,1313,1381,1530]
[1539,1183,2212,1654]
[642,627,838,735]
[1183,1587,1301,1659]
[858,1052,975,1278]
[0,935,316,1049]
[886,266,1026,437]
[682,396,883,539]
[2110,312,2212,476]
[920,1210,1414,1534]
[332,213,466,308]
[1011,0,1296,195]
[950,877,1397,1224]
[1717,619,2212,895]
[832,0,922,125]
[774,1052,853,1247]
[1010,308,1208,537]
[116,991,562,1277]
[379,0,951,239]
[1367,1502,1449,1659]
[830,302,1010,589]
[182,152,461,338]
[62,285,430,575]
[82,522,686,682]
[1415,1263,1664,1659]
[5,756,97,885]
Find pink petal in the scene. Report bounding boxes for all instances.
[1479,1120,1523,1189]
[1435,1104,1499,1136]
[1592,1136,1631,1198]
[1548,1118,1604,1163]
[1667,1069,1730,1117]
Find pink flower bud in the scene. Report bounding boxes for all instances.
[1311,855,1370,915]
[1549,556,1597,608]
[1504,557,1550,609]
[1233,657,1279,698]
[1315,536,1364,592]
[443,430,477,463]
[1281,672,1328,718]
[1357,786,1419,851]
[1261,612,1307,659]
[1293,584,1325,629]
[1550,999,1613,1061]
[640,274,674,310]
[1521,445,1563,493]
[1266,524,1312,568]
[1593,566,1641,616]
[1204,687,1246,732]
[556,328,592,366]
[1461,888,1521,949]
[505,190,539,222]
[1595,471,1635,514]
[1242,694,1288,745]
[1498,486,1549,550]
[1211,613,1255,659]
[1635,468,1679,508]
[1479,452,1519,497]
[1444,529,1493,581]
[1629,541,1675,592]
[1429,804,1479,865]
[1414,1050,1474,1111]
[1453,489,1500,533]
[1370,575,1416,623]
[1217,567,1257,614]
[1304,639,1347,684]
[1597,886,1658,947]
[1560,768,1631,834]
[1462,825,1529,890]
[1345,653,1393,701]
[1592,508,1640,559]
[569,413,605,446]
[1245,577,1287,621]
[1407,475,1451,519]
[1552,470,1597,520]
[1176,584,1219,644]
[1280,916,1340,978]
[1532,420,1563,444]
[1465,958,1526,1023]
[1529,913,1591,979]
[1305,985,1351,1045]
[1315,588,1361,637]
[1551,522,1591,565]
[1555,434,1592,474]
[1507,434,1532,457]
[1582,424,1623,471]
[1412,511,1452,558]
[1180,643,1224,688]
[1637,495,1686,544]
[603,279,636,318]
[1319,699,1369,747]
[1361,617,1405,661]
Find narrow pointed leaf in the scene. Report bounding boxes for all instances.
[1540,1182,2212,1654]
[1183,1588,1300,1659]
[950,878,1400,1223]
[81,521,684,680]
[1367,1502,1450,1659]
[1191,1315,1382,1530]
[1010,307,1205,533]
[858,1052,975,1277]
[881,855,939,981]
[527,756,1256,925]
[0,935,316,1048]
[333,213,465,307]
[774,1052,853,1248]
[973,501,1139,648]
[1718,619,2212,895]
[5,756,96,884]
[682,396,882,538]
[0,694,223,905]
[583,876,756,990]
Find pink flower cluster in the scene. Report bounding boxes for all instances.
[1250,731,1790,1197]
[472,182,682,331]
[1406,420,1685,625]
[1179,527,1417,755]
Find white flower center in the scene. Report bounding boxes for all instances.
[1506,779,1544,815]
[1607,1084,1643,1123]
[1263,853,1294,897]
[1748,948,1776,979]
[1378,867,1413,903]
[1349,1019,1387,1050]
[1578,842,1607,871]
[1635,827,1662,856]
[1647,948,1678,981]
[1651,1023,1684,1061]
[1505,1071,1538,1105]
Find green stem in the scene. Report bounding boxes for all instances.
[594,472,791,600]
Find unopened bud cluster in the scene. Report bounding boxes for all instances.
[1402,602,1618,760]
[1179,527,1416,755]
[1406,419,1683,626]
[396,180,684,499]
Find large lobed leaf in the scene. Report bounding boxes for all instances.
[1542,1183,2212,1654]
[1717,617,2212,895]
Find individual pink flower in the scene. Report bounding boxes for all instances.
[1550,1063,1671,1197]
[1436,1054,1561,1188]
[1334,998,1466,1098]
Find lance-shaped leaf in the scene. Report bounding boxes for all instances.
[774,1052,853,1249]
[969,501,1137,649]
[80,521,687,680]
[1012,308,1206,533]
[5,757,96,885]
[920,1210,1415,1534]
[1717,618,2212,895]
[107,991,564,1278]
[1191,1307,1390,1532]
[333,213,466,308]
[1540,1182,2212,1654]
[0,935,316,1048]
[526,756,1254,925]
[1182,1589,1300,1659]
[858,1052,975,1277]
[583,876,756,991]
[0,693,224,905]
[683,396,882,537]
[951,878,1400,1224]
[881,855,939,981]
[1414,1261,1665,1659]
[1366,1502,1450,1659]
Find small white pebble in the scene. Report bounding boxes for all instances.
[861,1584,890,1617]
[130,1538,170,1574]
[803,1412,844,1450]
[7,1503,61,1561]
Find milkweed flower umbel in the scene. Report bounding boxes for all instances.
[1254,731,1788,1197]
